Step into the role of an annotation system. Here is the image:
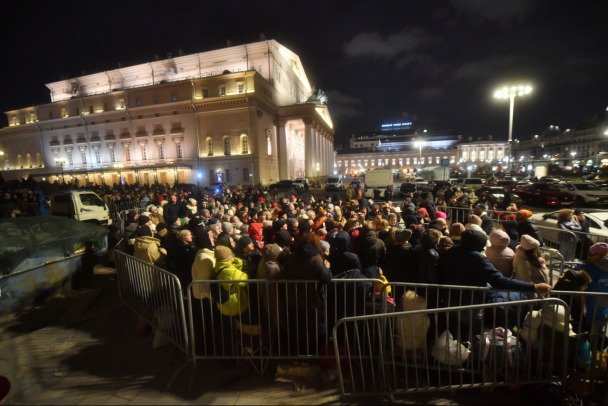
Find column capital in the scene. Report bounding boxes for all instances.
[302,117,314,126]
[273,119,287,127]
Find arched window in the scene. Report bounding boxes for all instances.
[207,138,213,156]
[26,153,32,168]
[241,135,248,154]
[17,154,23,168]
[36,153,42,167]
[224,137,231,156]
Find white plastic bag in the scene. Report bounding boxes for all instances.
[431,330,471,366]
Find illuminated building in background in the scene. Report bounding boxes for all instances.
[0,40,334,186]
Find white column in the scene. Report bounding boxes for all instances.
[304,120,314,178]
[276,120,288,179]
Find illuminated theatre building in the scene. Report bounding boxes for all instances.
[0,40,335,186]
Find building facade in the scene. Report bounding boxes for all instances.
[0,40,335,187]
[336,129,461,176]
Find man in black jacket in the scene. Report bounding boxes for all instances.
[473,203,494,235]
[515,209,543,246]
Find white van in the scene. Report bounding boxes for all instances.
[325,176,344,191]
[50,191,112,226]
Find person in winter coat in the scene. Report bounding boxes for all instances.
[191,228,216,300]
[516,209,543,246]
[248,222,264,250]
[473,203,494,235]
[553,269,592,333]
[133,226,167,268]
[448,223,465,245]
[413,229,441,285]
[557,208,582,261]
[576,242,608,325]
[213,246,250,318]
[235,236,262,279]
[172,229,197,289]
[512,234,549,285]
[439,230,552,333]
[383,228,414,283]
[394,290,430,352]
[328,230,363,277]
[355,221,387,279]
[486,229,515,277]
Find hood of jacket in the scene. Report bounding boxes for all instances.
[248,222,263,241]
[333,230,351,253]
[489,229,510,248]
[134,235,161,248]
[295,242,322,260]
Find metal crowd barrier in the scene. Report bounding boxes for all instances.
[115,251,189,356]
[187,278,385,373]
[332,298,571,398]
[115,207,146,234]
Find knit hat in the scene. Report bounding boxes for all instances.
[435,211,447,220]
[518,209,533,220]
[137,215,151,226]
[222,222,234,233]
[273,219,287,231]
[215,246,233,261]
[467,214,482,226]
[395,228,413,242]
[590,242,608,256]
[167,215,179,225]
[449,223,465,240]
[208,217,219,225]
[520,234,540,250]
[418,207,428,215]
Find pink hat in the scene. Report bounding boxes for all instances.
[520,234,540,251]
[590,242,608,256]
[435,211,447,220]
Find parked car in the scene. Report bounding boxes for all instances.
[461,178,486,190]
[325,176,344,191]
[513,182,576,207]
[538,176,566,183]
[399,182,418,196]
[293,178,310,191]
[427,180,452,197]
[478,186,523,207]
[268,180,303,194]
[557,182,608,206]
[531,210,608,247]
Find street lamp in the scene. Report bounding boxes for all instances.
[494,84,533,173]
[54,157,66,184]
[413,140,425,164]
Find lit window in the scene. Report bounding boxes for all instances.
[421,157,425,165]
[238,82,244,93]
[406,158,410,165]
[392,158,396,165]
[224,137,231,155]
[267,133,272,155]
[241,136,248,154]
[413,157,417,165]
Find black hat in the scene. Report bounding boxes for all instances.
[460,230,488,252]
[137,215,151,226]
[167,215,179,225]
[574,208,585,215]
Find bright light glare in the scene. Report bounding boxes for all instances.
[494,84,533,99]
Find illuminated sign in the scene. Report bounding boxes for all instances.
[381,122,412,131]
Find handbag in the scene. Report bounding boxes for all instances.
[474,327,522,371]
[431,330,471,366]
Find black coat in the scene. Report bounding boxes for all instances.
[383,242,414,283]
[328,231,363,276]
[516,219,543,246]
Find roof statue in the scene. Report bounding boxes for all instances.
[307,87,328,105]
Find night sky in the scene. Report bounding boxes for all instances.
[1,0,607,147]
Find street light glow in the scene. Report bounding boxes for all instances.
[493,84,533,99]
